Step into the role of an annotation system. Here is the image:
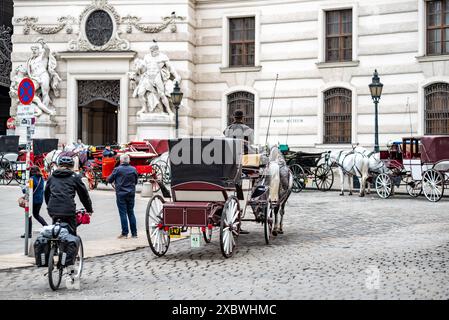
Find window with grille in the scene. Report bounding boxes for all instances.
[227,91,254,128]
[425,82,449,134]
[323,88,352,144]
[326,9,352,62]
[426,0,449,55]
[229,17,255,67]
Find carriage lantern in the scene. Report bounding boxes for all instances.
[171,81,183,138]
[369,69,383,153]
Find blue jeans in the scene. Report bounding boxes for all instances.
[116,193,137,236]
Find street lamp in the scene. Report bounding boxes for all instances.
[170,81,183,138]
[369,69,383,153]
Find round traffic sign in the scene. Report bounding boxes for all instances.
[18,78,35,105]
[6,117,16,129]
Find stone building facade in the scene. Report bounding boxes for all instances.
[8,0,449,150]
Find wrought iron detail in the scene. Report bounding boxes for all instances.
[78,80,120,107]
[227,91,255,129]
[14,16,76,34]
[323,88,352,144]
[85,10,113,46]
[0,25,12,87]
[122,12,185,34]
[425,82,449,135]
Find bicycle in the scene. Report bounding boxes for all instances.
[47,209,88,291]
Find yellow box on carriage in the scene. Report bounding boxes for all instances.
[242,154,262,168]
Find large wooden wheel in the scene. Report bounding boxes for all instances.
[290,164,306,193]
[405,176,422,198]
[0,158,13,185]
[219,196,241,258]
[375,173,393,199]
[145,195,170,257]
[149,163,163,193]
[314,164,334,191]
[422,169,444,202]
[264,201,274,245]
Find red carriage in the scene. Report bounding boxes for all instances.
[375,135,449,202]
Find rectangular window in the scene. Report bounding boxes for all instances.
[325,9,352,62]
[427,0,449,55]
[229,17,255,67]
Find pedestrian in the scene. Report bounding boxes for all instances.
[223,109,255,154]
[103,145,115,158]
[21,166,47,238]
[107,154,138,239]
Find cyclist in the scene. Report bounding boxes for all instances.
[44,156,93,234]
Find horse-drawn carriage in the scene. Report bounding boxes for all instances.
[375,136,449,202]
[145,138,244,258]
[281,146,334,193]
[29,139,58,179]
[0,135,25,185]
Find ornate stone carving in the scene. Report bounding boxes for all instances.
[0,25,12,88]
[68,0,129,51]
[122,12,185,34]
[78,80,120,107]
[129,41,181,117]
[9,38,61,118]
[14,16,76,34]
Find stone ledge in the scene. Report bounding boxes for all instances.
[219,66,262,73]
[416,55,449,63]
[316,60,360,69]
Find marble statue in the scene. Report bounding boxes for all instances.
[9,38,61,117]
[129,41,181,117]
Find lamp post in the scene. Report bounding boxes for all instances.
[170,81,183,138]
[369,69,383,153]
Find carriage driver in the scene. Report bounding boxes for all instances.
[223,110,254,154]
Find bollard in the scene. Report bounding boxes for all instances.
[141,182,153,198]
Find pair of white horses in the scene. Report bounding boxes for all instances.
[325,146,389,197]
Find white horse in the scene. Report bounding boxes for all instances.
[267,146,293,235]
[327,149,369,196]
[352,146,390,194]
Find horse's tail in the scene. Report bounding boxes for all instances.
[269,162,280,202]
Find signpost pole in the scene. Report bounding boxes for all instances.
[24,124,32,255]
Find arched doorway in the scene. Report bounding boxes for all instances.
[77,80,119,145]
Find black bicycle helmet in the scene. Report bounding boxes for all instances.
[57,156,74,167]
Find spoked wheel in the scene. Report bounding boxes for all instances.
[0,159,13,185]
[422,169,444,202]
[220,196,241,258]
[405,176,422,198]
[146,195,170,256]
[66,239,84,288]
[150,164,163,193]
[314,164,334,191]
[48,245,63,291]
[375,173,393,199]
[264,202,274,245]
[154,160,171,185]
[290,164,306,193]
[202,226,212,243]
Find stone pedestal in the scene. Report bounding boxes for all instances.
[136,113,175,140]
[33,115,57,139]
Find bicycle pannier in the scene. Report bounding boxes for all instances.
[34,236,50,267]
[58,234,80,266]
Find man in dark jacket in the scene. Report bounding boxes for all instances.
[107,154,139,239]
[45,156,93,235]
[224,109,254,154]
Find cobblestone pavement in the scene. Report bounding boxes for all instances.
[1,191,448,300]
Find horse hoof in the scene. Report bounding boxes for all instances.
[272,230,278,237]
[339,193,344,196]
[278,230,284,235]
[349,192,353,196]
[359,193,365,197]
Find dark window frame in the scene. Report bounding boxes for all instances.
[325,9,353,62]
[229,17,255,67]
[426,0,449,55]
[425,82,449,135]
[323,88,352,144]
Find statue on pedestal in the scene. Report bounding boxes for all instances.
[129,41,181,117]
[9,38,61,117]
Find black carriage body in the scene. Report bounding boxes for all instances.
[32,139,59,156]
[0,135,20,154]
[289,151,324,168]
[169,138,243,189]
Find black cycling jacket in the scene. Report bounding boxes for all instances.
[45,169,93,216]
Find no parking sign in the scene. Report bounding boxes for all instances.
[18,78,35,105]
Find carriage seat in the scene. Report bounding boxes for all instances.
[1,153,18,162]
